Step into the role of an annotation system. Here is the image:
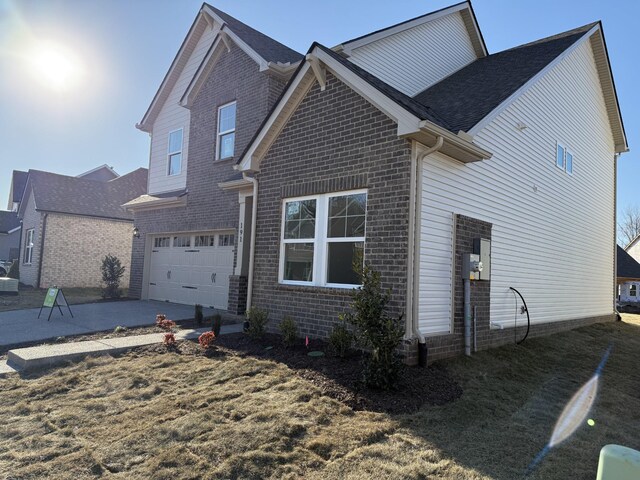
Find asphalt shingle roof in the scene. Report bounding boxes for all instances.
[27,168,148,221]
[11,171,28,203]
[0,211,20,233]
[618,245,640,280]
[412,24,596,133]
[205,4,302,64]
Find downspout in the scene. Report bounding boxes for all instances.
[407,135,443,366]
[36,213,48,289]
[243,172,258,311]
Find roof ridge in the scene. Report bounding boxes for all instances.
[501,22,597,53]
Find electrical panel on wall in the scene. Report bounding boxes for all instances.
[473,238,491,281]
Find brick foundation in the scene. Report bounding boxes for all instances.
[228,275,248,314]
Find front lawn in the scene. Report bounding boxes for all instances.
[0,287,128,312]
[1,317,638,479]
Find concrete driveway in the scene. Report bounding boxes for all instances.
[0,300,221,347]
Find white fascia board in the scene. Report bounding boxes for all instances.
[237,62,314,172]
[339,2,469,54]
[467,26,598,137]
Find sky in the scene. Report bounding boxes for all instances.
[0,0,637,219]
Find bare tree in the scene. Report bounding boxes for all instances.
[618,204,640,247]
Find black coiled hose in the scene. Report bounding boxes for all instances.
[509,287,530,345]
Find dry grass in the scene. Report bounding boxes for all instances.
[0,287,125,312]
[1,317,639,479]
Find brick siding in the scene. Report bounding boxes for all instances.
[130,43,286,302]
[40,214,133,289]
[252,73,412,339]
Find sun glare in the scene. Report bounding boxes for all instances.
[28,41,84,92]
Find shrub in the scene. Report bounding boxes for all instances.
[246,307,269,340]
[279,316,297,348]
[101,254,125,299]
[195,304,203,326]
[211,313,222,337]
[163,333,176,347]
[198,331,216,350]
[114,326,128,334]
[7,260,19,280]
[156,315,176,331]
[341,264,405,390]
[329,323,353,358]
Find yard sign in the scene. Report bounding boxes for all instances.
[38,287,73,321]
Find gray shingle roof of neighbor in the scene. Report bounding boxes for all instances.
[617,245,640,280]
[11,170,28,203]
[27,167,148,221]
[205,3,303,64]
[412,23,597,133]
[0,211,20,233]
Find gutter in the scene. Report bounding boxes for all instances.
[407,136,444,365]
[243,172,258,311]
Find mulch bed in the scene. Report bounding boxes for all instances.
[134,332,463,415]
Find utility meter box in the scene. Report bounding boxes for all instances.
[462,253,483,281]
[473,238,491,281]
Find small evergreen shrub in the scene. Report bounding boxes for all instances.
[341,265,405,390]
[101,254,125,299]
[279,316,297,348]
[114,326,128,334]
[7,260,19,280]
[246,306,269,340]
[195,304,203,326]
[211,313,222,337]
[329,323,353,358]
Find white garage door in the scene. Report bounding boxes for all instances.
[148,232,234,309]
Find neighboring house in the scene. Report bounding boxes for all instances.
[7,170,28,212]
[124,4,302,312]
[233,2,627,362]
[0,210,20,264]
[18,167,148,289]
[616,245,640,304]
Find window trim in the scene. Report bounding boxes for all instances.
[23,228,34,265]
[167,128,183,176]
[216,101,237,160]
[279,189,367,289]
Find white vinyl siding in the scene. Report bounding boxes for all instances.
[148,23,221,194]
[418,39,615,335]
[347,12,477,97]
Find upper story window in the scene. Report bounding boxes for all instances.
[556,142,573,175]
[631,285,637,297]
[280,190,367,288]
[217,102,236,160]
[23,228,34,264]
[168,129,183,176]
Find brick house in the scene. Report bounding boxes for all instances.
[124,4,301,312]
[17,166,147,288]
[128,1,627,362]
[234,4,627,362]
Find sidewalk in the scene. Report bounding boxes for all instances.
[1,323,244,376]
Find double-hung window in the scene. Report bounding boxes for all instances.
[217,102,236,159]
[280,190,367,287]
[23,229,34,264]
[167,129,183,176]
[556,142,574,175]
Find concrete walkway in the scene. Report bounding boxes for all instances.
[0,300,225,347]
[1,323,244,376]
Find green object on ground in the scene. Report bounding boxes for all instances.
[43,288,59,308]
[307,351,324,357]
[596,444,640,480]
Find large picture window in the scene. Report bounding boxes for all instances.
[280,190,366,287]
[217,102,236,160]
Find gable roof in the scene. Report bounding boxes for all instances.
[21,168,148,221]
[10,170,28,204]
[617,245,640,281]
[137,3,302,132]
[76,164,119,182]
[413,24,594,133]
[0,211,20,234]
[337,1,487,59]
